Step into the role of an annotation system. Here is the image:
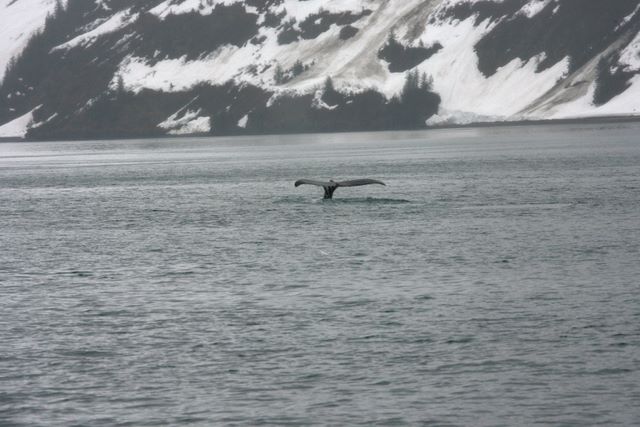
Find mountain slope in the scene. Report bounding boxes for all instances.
[0,0,65,83]
[1,0,639,139]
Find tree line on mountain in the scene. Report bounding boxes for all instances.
[25,70,441,140]
[1,0,440,140]
[230,71,440,135]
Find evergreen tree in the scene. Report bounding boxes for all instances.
[53,0,64,18]
[292,60,304,77]
[4,56,16,79]
[321,76,342,106]
[593,57,613,105]
[401,69,419,101]
[273,63,285,84]
[419,72,433,90]
[323,76,335,93]
[116,75,125,95]
[391,69,440,129]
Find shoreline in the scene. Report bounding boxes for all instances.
[2,114,640,144]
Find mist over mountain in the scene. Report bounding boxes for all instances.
[1,0,639,139]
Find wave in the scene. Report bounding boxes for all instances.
[274,196,411,204]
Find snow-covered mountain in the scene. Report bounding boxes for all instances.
[1,0,639,139]
[0,0,62,82]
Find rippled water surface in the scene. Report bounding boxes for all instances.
[1,124,640,426]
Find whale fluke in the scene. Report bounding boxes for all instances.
[294,179,331,187]
[334,179,386,187]
[294,178,385,199]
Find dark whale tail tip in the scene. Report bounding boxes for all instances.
[294,178,386,199]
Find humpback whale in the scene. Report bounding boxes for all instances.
[294,179,386,199]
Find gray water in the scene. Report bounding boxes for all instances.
[1,123,639,426]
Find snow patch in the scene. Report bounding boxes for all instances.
[311,89,338,110]
[95,0,111,11]
[149,0,250,19]
[52,9,138,51]
[31,112,58,129]
[518,0,551,19]
[0,105,41,137]
[619,31,640,72]
[118,42,259,93]
[158,108,210,135]
[616,3,640,31]
[415,17,569,119]
[426,109,505,126]
[237,114,248,128]
[275,0,375,22]
[547,75,640,119]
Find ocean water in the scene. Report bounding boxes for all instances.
[1,123,639,426]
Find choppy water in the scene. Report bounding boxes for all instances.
[1,123,640,426]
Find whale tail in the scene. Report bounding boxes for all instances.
[294,178,385,199]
